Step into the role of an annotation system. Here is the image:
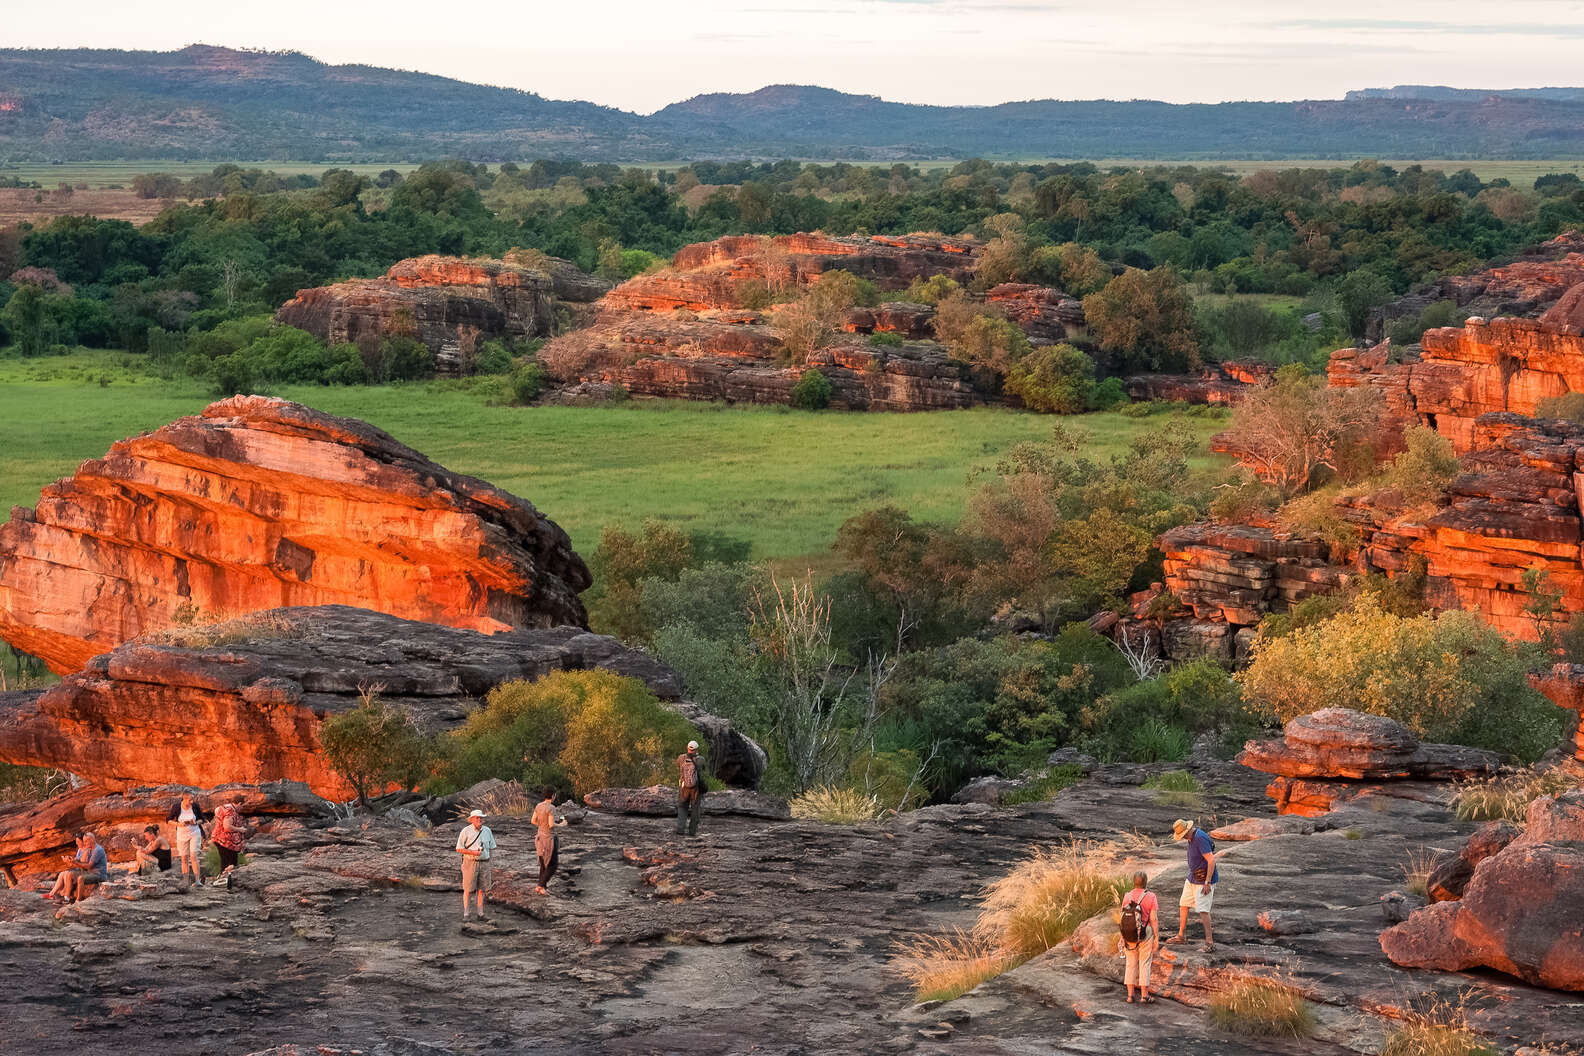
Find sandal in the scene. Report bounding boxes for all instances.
[1142,996,1156,1004]
[1164,935,1186,945]
[1125,995,1134,1003]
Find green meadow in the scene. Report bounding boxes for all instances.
[0,350,1229,564]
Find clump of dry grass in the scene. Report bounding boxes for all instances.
[468,781,534,817]
[890,930,1013,1004]
[976,838,1137,960]
[149,608,301,650]
[790,785,885,824]
[1452,767,1579,822]
[1208,975,1316,1037]
[1382,998,1499,1056]
[1402,848,1437,898]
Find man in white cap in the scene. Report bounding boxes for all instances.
[1166,818,1217,951]
[455,809,497,922]
[676,739,707,837]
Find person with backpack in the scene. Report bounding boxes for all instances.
[675,740,707,837]
[1167,818,1218,951]
[1118,871,1158,1003]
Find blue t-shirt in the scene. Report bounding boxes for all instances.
[77,844,108,878]
[1187,829,1218,884]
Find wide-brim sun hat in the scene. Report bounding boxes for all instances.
[1172,819,1193,841]
[468,809,486,819]
[687,740,699,751]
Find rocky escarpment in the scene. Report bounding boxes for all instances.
[1237,708,1498,815]
[1151,413,1584,643]
[537,233,1089,411]
[275,254,608,374]
[0,606,764,800]
[1531,664,1584,765]
[0,396,590,674]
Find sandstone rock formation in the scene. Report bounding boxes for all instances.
[1124,360,1273,406]
[0,396,590,674]
[1426,820,1520,902]
[0,606,763,799]
[275,254,608,374]
[1528,663,1584,764]
[1381,789,1584,991]
[1238,708,1498,815]
[582,785,791,820]
[535,233,1090,411]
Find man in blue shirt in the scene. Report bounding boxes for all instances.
[47,832,109,903]
[1167,818,1217,950]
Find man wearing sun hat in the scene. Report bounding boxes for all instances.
[675,740,708,837]
[455,808,498,922]
[1166,818,1217,951]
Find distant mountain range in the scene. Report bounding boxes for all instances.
[4,46,1584,162]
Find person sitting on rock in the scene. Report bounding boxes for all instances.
[1167,818,1217,951]
[45,834,87,902]
[455,809,497,922]
[210,801,249,886]
[118,825,171,875]
[531,787,568,896]
[676,740,707,837]
[167,792,208,887]
[1119,871,1158,1003]
[48,832,109,903]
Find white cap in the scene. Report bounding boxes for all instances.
[687,740,699,751]
[468,809,486,819]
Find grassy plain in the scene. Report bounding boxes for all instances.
[0,349,1229,564]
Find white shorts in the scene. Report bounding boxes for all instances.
[176,826,204,858]
[1181,879,1216,913]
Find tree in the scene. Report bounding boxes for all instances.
[1336,268,1394,339]
[1,283,59,356]
[1003,344,1097,413]
[586,520,695,640]
[975,212,1030,287]
[319,687,429,807]
[1081,266,1199,371]
[933,292,1030,377]
[1217,365,1384,496]
[791,369,832,410]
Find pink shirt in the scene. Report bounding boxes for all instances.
[1122,888,1158,929]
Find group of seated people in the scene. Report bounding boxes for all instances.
[44,792,249,903]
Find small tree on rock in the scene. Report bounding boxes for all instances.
[320,685,429,808]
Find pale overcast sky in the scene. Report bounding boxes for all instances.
[9,0,1584,113]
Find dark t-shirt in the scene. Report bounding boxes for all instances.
[1187,829,1218,884]
[153,846,172,871]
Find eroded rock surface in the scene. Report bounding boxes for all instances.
[0,606,762,799]
[0,396,590,674]
[275,254,608,374]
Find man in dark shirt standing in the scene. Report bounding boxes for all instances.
[1167,818,1217,951]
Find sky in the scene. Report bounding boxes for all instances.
[8,0,1584,114]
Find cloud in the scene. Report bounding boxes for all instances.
[1273,18,1584,36]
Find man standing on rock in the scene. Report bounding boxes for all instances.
[676,740,707,837]
[1168,818,1217,951]
[455,809,497,923]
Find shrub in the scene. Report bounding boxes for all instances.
[1000,764,1085,805]
[1129,719,1192,763]
[1384,426,1459,505]
[789,785,884,824]
[976,839,1135,959]
[868,331,904,348]
[0,764,68,804]
[381,336,432,381]
[773,299,827,362]
[902,274,961,305]
[890,930,1012,1004]
[1451,766,1579,821]
[585,520,694,640]
[790,369,832,410]
[474,340,515,375]
[1208,977,1316,1038]
[1240,598,1565,760]
[933,293,1030,376]
[845,748,931,812]
[1081,266,1199,372]
[432,669,698,798]
[507,361,548,405]
[1003,343,1096,414]
[320,689,431,807]
[1143,769,1203,808]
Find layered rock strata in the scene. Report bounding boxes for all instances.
[1381,789,1584,991]
[1529,664,1584,764]
[275,254,608,374]
[0,396,590,674]
[537,233,1088,411]
[1124,360,1273,406]
[1237,708,1498,816]
[0,606,764,799]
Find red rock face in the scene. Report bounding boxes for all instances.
[537,233,1082,411]
[0,396,590,674]
[1529,665,1584,764]
[274,254,607,374]
[0,606,763,802]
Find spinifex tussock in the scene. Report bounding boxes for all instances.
[1451,766,1579,822]
[1207,973,1317,1037]
[789,785,884,824]
[889,929,1013,1004]
[1382,995,1500,1056]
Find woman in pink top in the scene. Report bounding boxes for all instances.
[1120,871,1158,1003]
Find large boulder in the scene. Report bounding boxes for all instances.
[1426,820,1521,902]
[0,396,590,674]
[1382,791,1584,990]
[0,606,765,799]
[1238,708,1499,784]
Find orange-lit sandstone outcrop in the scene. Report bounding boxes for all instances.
[0,396,590,674]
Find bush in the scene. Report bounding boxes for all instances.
[475,340,515,375]
[789,785,884,824]
[790,369,832,410]
[1207,977,1316,1038]
[1451,766,1580,821]
[382,336,432,382]
[1536,391,1584,423]
[868,331,904,348]
[508,361,548,405]
[1084,659,1241,760]
[432,670,699,798]
[1240,598,1566,760]
[1081,266,1199,372]
[1000,764,1085,805]
[1129,718,1192,763]
[1003,344,1096,414]
[1384,426,1458,505]
[1143,769,1204,808]
[902,274,961,305]
[320,690,431,807]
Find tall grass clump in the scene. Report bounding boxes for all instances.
[1402,848,1436,898]
[1381,999,1499,1056]
[1452,766,1579,822]
[790,785,884,824]
[1000,764,1085,806]
[890,930,1013,1004]
[1208,976,1316,1038]
[1143,769,1204,809]
[976,839,1135,960]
